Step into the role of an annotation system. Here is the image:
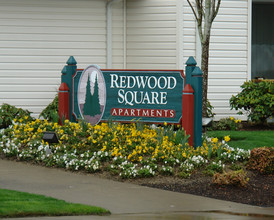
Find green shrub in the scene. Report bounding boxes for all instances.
[230,80,274,123]
[247,147,273,174]
[0,103,33,129]
[206,99,215,118]
[39,95,59,123]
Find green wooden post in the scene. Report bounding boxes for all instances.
[191,66,203,148]
[185,56,197,85]
[61,56,77,122]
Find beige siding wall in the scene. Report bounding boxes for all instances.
[209,0,249,120]
[126,0,178,69]
[0,0,107,117]
[0,0,250,120]
[112,1,125,69]
[182,1,196,62]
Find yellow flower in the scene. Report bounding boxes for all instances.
[164,122,167,126]
[101,145,107,152]
[211,137,218,143]
[35,118,40,123]
[224,135,231,142]
[230,116,234,121]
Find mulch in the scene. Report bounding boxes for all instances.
[138,171,273,207]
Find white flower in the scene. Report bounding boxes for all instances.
[38,145,44,152]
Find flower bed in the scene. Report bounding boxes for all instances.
[0,118,250,179]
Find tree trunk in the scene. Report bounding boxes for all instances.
[186,0,221,118]
[201,38,210,118]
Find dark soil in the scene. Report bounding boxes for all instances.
[240,122,274,131]
[132,171,273,207]
[91,167,273,207]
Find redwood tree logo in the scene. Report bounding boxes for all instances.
[78,66,106,125]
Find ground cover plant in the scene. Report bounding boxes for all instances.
[0,103,33,129]
[0,188,110,218]
[207,117,242,131]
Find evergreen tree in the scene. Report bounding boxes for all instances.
[90,74,101,116]
[83,74,93,116]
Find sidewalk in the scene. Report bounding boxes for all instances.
[0,159,273,220]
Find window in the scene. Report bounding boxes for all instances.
[252,3,274,79]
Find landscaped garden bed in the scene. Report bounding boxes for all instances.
[0,103,273,207]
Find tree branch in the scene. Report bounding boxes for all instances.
[211,0,216,18]
[187,0,199,22]
[196,0,204,20]
[212,0,221,21]
[195,0,204,42]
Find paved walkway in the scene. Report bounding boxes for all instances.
[0,159,273,220]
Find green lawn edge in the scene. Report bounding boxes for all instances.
[207,130,274,150]
[0,188,110,218]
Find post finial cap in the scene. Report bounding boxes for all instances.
[186,56,197,66]
[66,56,77,65]
[192,66,203,76]
[61,66,67,74]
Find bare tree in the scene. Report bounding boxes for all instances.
[187,0,221,117]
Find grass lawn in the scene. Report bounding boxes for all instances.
[206,130,274,150]
[0,188,110,218]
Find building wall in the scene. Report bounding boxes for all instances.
[126,0,178,69]
[0,0,107,117]
[0,0,249,120]
[126,0,249,120]
[112,0,125,69]
[209,0,249,119]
